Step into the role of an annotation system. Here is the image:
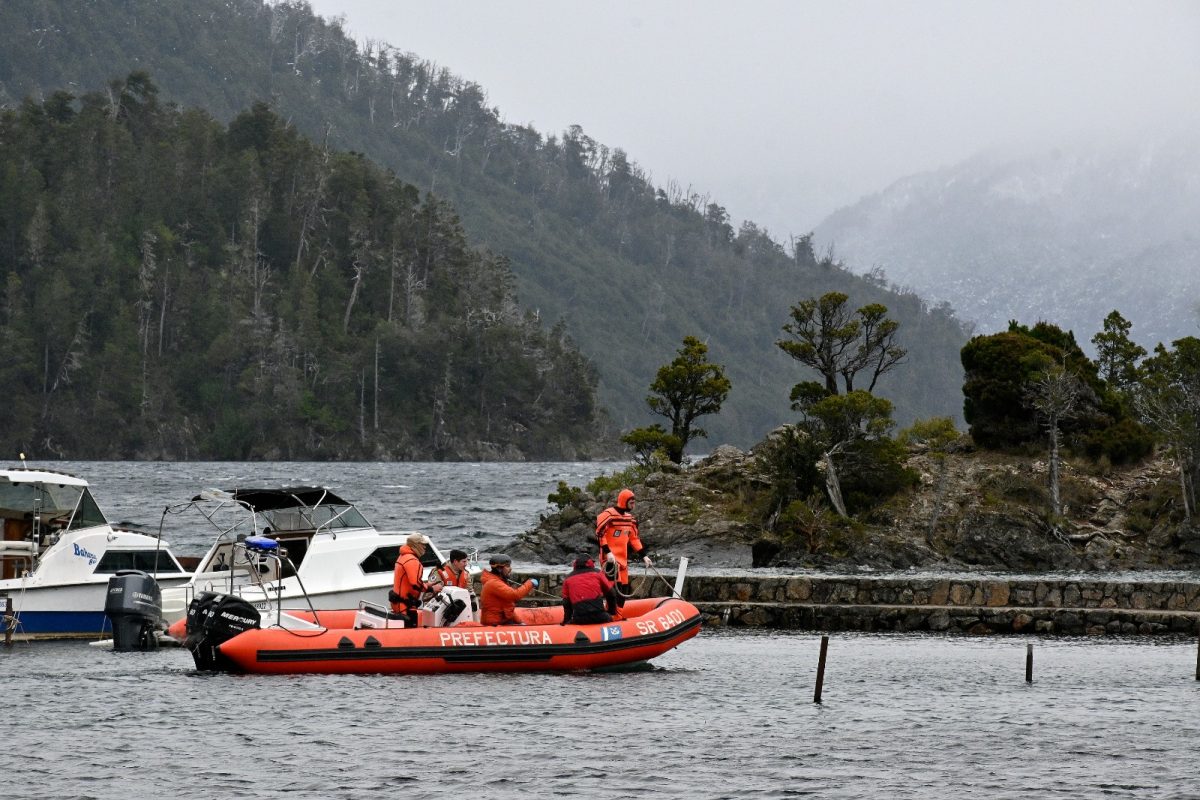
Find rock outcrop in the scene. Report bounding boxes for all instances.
[507,442,1196,572]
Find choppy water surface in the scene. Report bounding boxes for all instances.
[6,462,1200,797]
[4,631,1199,798]
[42,460,619,560]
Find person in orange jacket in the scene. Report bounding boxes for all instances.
[437,549,472,590]
[595,488,651,597]
[390,533,441,626]
[479,554,537,625]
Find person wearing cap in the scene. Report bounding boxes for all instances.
[390,533,440,626]
[479,554,538,625]
[437,549,472,590]
[595,488,651,597]
[561,554,618,625]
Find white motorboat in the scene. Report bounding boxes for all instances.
[0,466,190,639]
[160,486,451,624]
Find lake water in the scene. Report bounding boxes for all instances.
[3,630,1199,798]
[4,462,1200,798]
[44,460,622,563]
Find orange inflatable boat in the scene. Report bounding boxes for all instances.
[168,593,702,674]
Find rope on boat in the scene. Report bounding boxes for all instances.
[647,563,683,599]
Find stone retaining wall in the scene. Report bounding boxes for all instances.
[513,571,1200,636]
[681,575,1200,612]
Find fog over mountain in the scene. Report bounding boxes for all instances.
[813,132,1200,349]
[308,0,1200,238]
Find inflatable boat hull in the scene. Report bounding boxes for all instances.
[171,597,701,674]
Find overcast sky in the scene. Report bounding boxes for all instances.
[306,0,1200,238]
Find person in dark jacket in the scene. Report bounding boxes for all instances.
[561,554,618,625]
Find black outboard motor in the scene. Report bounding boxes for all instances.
[104,570,162,652]
[182,592,261,671]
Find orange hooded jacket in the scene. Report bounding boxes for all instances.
[479,569,534,625]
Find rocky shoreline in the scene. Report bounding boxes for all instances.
[505,441,1200,634]
[508,441,1200,574]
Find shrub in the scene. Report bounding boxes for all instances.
[547,480,584,511]
[899,416,959,450]
[587,462,656,496]
[1078,417,1155,465]
[839,437,920,513]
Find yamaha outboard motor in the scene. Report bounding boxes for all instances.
[104,570,163,652]
[182,592,261,671]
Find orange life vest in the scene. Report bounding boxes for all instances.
[437,563,470,590]
[391,546,425,613]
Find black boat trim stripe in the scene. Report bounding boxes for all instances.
[248,614,703,664]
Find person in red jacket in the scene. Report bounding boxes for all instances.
[561,555,618,625]
[390,533,440,626]
[437,549,472,590]
[479,554,537,625]
[595,488,651,596]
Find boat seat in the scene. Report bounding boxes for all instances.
[354,601,406,630]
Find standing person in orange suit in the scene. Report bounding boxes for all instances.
[595,488,651,598]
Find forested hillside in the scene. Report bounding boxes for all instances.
[0,78,605,460]
[0,0,972,448]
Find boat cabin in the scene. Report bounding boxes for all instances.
[184,486,443,596]
[0,468,186,587]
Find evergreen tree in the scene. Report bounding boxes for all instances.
[1092,309,1146,393]
[0,76,608,460]
[622,335,731,464]
[777,292,906,396]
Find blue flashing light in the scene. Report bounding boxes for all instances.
[244,535,279,552]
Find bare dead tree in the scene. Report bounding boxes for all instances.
[1027,363,1086,518]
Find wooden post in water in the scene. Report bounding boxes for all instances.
[1025,643,1033,683]
[3,597,12,647]
[814,635,829,703]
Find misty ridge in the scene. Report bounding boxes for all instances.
[813,131,1200,351]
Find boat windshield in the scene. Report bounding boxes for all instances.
[0,481,108,529]
[260,502,370,533]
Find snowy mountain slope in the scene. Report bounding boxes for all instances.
[813,136,1200,348]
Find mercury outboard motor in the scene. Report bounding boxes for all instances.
[104,569,162,652]
[182,592,261,671]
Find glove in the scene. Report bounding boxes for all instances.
[643,556,653,567]
[606,552,616,564]
[529,578,540,589]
